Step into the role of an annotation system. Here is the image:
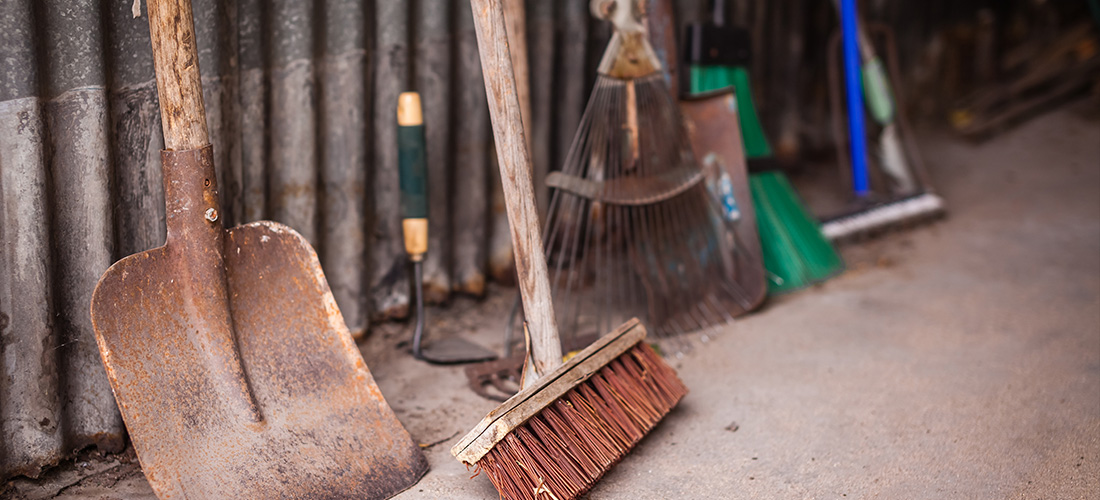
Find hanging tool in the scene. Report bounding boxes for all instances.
[821,1,946,242]
[89,1,427,497]
[398,92,497,364]
[452,1,688,499]
[684,0,844,294]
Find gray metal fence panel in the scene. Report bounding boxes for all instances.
[0,0,606,479]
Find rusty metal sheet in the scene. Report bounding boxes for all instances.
[194,0,244,227]
[528,0,555,218]
[680,92,768,316]
[1,96,64,480]
[319,0,370,336]
[415,0,456,304]
[269,0,320,246]
[453,2,491,297]
[556,0,589,179]
[38,0,125,456]
[237,0,266,224]
[0,1,64,475]
[371,0,412,319]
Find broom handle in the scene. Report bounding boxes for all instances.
[148,0,209,150]
[470,0,563,383]
[503,0,532,151]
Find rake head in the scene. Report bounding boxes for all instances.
[541,72,754,344]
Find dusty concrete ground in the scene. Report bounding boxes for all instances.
[3,103,1098,499]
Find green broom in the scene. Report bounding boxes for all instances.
[683,0,843,293]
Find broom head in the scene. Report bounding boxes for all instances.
[452,318,687,500]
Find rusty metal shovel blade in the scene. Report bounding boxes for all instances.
[91,148,427,499]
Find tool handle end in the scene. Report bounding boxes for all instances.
[397,92,423,126]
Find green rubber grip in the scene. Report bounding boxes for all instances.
[861,58,895,125]
[398,124,429,219]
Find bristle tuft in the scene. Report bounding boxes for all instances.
[477,343,687,500]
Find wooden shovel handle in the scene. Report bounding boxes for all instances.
[147,0,209,151]
[469,0,563,382]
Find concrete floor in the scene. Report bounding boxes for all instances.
[4,103,1098,499]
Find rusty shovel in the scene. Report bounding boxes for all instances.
[89,0,427,498]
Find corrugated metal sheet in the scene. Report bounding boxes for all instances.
[0,0,619,480]
[1,0,994,480]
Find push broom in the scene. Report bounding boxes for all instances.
[452,1,688,498]
[821,0,945,242]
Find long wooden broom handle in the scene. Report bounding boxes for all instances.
[470,0,563,382]
[502,0,531,151]
[148,0,209,151]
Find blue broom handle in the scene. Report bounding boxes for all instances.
[841,0,870,196]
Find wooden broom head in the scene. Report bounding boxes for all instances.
[452,319,687,500]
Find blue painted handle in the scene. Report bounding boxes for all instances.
[841,0,870,196]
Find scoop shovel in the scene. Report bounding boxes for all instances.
[89,1,427,497]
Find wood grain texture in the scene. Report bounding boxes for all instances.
[147,0,209,150]
[502,0,530,150]
[452,319,646,464]
[470,0,562,381]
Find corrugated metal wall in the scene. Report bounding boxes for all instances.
[1,0,1017,481]
[0,0,629,480]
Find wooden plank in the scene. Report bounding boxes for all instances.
[452,318,646,464]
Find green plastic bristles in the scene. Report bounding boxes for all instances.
[750,171,844,293]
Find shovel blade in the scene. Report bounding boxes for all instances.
[91,221,426,499]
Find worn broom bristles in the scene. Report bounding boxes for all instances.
[474,342,687,500]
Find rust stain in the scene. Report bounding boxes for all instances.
[90,146,428,499]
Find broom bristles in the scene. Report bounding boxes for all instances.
[475,342,687,500]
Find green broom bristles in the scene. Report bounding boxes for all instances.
[750,171,845,293]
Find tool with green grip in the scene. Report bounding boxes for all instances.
[398,92,429,260]
[398,92,496,364]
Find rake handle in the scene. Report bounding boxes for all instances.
[147,0,209,151]
[470,0,563,383]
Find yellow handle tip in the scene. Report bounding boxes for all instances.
[398,92,423,126]
[402,218,429,257]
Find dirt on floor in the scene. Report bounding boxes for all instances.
[3,100,1099,500]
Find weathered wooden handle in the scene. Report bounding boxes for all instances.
[502,0,531,151]
[147,0,209,151]
[469,0,563,383]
